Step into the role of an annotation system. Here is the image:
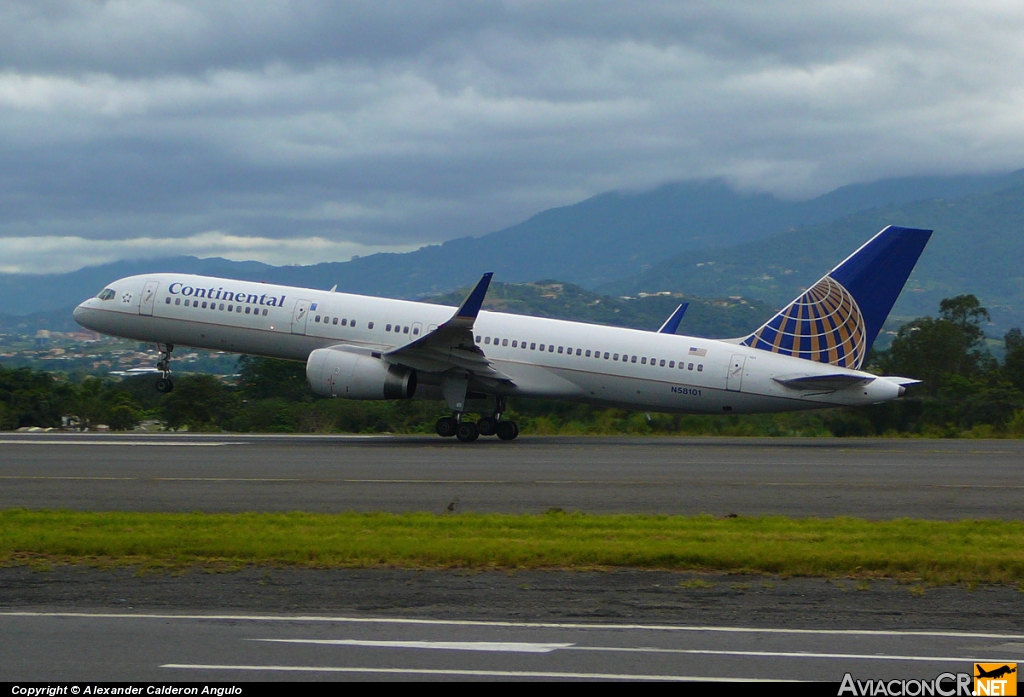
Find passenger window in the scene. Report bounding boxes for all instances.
[476,336,481,343]
[201,301,206,308]
[263,309,268,316]
[386,324,392,332]
[688,363,694,370]
[660,360,666,367]
[631,355,637,363]
[219,304,225,311]
[165,297,171,304]
[403,326,409,334]
[314,315,320,322]
[585,350,591,357]
[502,339,508,346]
[175,298,181,305]
[698,364,703,372]
[184,299,190,307]
[512,340,518,347]
[576,349,582,356]
[548,345,554,352]
[485,337,491,344]
[641,357,647,364]
[351,321,357,328]
[669,361,675,368]
[368,322,374,329]
[333,318,338,325]
[539,344,544,351]
[557,346,563,354]
[604,352,609,359]
[530,343,536,350]
[613,353,619,361]
[246,307,251,315]
[413,327,418,335]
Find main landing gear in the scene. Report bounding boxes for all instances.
[434,397,520,443]
[154,343,175,394]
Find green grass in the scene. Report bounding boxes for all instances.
[2,509,1023,583]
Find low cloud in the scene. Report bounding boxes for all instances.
[0,232,420,275]
[2,2,1024,272]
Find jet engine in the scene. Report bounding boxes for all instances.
[306,348,416,400]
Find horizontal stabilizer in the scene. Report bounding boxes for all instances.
[658,303,688,334]
[773,373,875,391]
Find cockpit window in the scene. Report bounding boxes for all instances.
[97,288,116,301]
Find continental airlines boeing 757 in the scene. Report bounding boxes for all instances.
[73,225,931,442]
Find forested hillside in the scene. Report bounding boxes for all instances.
[606,182,1024,333]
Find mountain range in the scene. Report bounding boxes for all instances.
[3,168,1024,335]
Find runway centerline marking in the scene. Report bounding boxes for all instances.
[0,440,240,446]
[7,612,1024,640]
[252,639,572,653]
[253,638,1020,663]
[160,664,776,681]
[0,475,1018,489]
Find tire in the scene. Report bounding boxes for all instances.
[155,378,174,394]
[455,421,479,443]
[476,416,498,436]
[496,420,518,441]
[435,417,458,437]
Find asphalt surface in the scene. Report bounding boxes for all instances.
[5,608,1024,682]
[3,434,1023,681]
[0,433,1022,518]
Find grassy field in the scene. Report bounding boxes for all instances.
[2,509,1023,584]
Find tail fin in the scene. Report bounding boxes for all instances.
[737,225,932,369]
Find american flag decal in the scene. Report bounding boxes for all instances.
[688,347,707,357]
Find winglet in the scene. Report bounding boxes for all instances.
[658,303,688,334]
[455,273,493,320]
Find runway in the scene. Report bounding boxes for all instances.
[1,433,1022,518]
[4,608,1024,681]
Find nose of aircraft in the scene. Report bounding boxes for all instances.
[73,300,97,330]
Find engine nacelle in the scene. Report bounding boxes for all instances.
[306,348,417,400]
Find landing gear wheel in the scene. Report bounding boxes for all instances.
[496,420,519,441]
[455,421,479,443]
[155,377,174,394]
[476,416,498,436]
[435,417,458,438]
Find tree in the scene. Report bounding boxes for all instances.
[879,295,993,396]
[1003,328,1024,392]
[160,375,239,431]
[236,356,313,402]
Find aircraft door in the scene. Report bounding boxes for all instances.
[291,299,312,335]
[139,280,160,317]
[726,354,746,392]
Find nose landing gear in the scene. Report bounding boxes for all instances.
[154,343,175,394]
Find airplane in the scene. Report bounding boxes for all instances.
[73,224,931,442]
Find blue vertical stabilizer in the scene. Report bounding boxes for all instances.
[738,225,932,369]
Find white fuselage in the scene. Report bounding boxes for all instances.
[73,273,906,413]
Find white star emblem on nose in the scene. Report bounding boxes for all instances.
[121,292,133,303]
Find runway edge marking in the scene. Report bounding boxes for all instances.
[4,612,1024,640]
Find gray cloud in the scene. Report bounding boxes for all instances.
[2,1,1024,272]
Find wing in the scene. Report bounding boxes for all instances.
[383,273,513,385]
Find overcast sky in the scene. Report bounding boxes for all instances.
[2,1,1024,273]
